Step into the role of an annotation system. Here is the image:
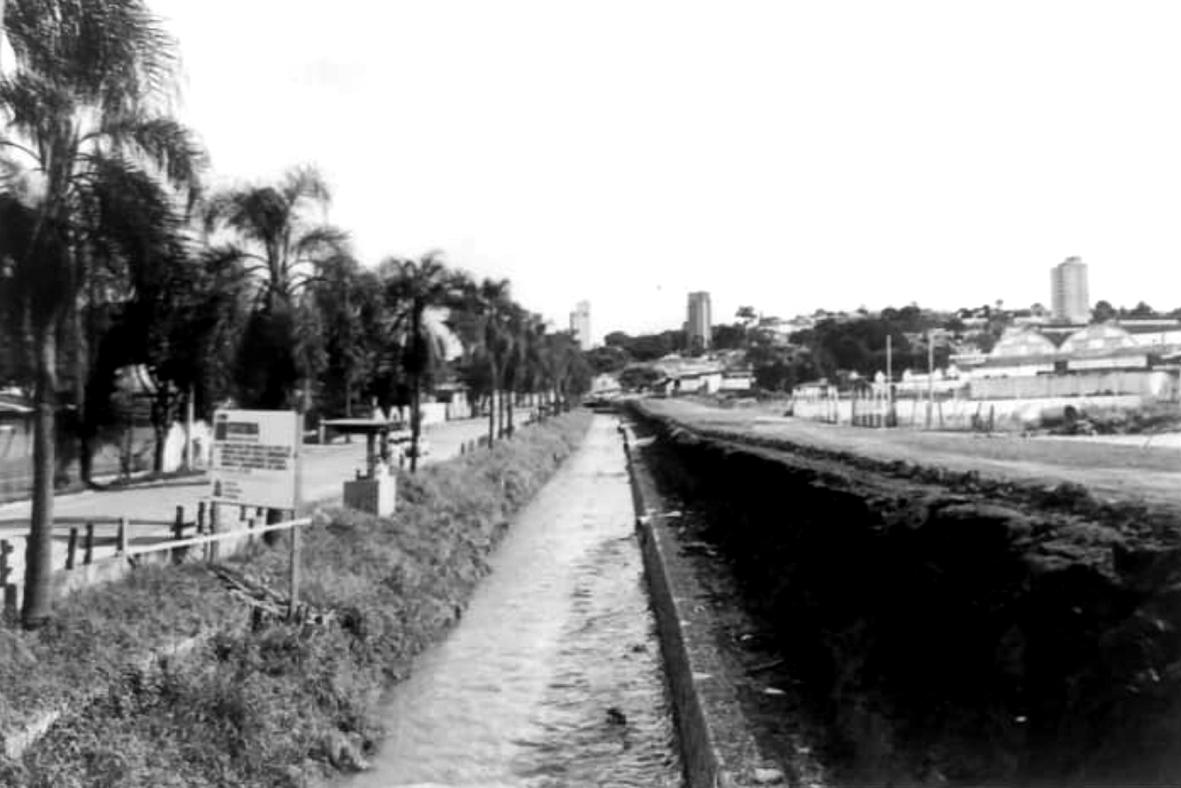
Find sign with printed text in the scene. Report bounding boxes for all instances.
[209,409,300,509]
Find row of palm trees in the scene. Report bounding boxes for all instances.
[0,0,590,627]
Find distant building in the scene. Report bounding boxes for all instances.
[1051,256,1090,324]
[685,291,712,351]
[569,300,591,350]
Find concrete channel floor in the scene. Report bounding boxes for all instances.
[342,413,680,787]
[0,417,494,587]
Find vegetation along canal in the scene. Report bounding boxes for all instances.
[341,415,682,787]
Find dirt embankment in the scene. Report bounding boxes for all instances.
[632,403,1181,787]
[0,412,591,788]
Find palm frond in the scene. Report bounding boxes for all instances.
[93,115,206,193]
[0,189,71,324]
[205,185,288,250]
[0,71,70,159]
[74,152,184,291]
[282,164,330,209]
[5,0,179,117]
[292,224,348,263]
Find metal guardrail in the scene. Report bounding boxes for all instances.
[124,516,311,558]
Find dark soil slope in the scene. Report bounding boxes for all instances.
[633,403,1181,787]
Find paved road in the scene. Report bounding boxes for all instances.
[0,417,494,585]
[642,399,1181,510]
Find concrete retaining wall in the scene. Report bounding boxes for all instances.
[619,422,751,788]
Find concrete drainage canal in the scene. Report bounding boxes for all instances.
[338,414,683,787]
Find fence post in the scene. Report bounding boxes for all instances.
[118,517,129,555]
[289,521,301,621]
[66,527,78,570]
[209,503,220,562]
[172,505,186,565]
[0,539,15,622]
[197,501,207,536]
[84,522,95,565]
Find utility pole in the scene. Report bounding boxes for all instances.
[886,334,894,427]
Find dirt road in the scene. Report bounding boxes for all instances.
[641,399,1181,510]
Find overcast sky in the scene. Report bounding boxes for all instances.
[150,0,1181,341]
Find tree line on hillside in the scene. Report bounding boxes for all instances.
[597,299,1181,394]
[0,0,590,628]
[595,306,950,392]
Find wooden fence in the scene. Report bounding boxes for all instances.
[0,504,310,622]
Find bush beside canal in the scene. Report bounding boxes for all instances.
[0,411,591,787]
[632,403,1181,787]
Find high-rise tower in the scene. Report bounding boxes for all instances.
[1051,256,1090,324]
[569,300,591,350]
[686,291,712,351]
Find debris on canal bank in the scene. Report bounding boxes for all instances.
[0,412,591,787]
[629,401,1181,787]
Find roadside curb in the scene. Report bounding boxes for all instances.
[619,419,762,788]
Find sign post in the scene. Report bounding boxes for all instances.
[209,409,304,616]
[290,406,302,620]
[209,410,299,511]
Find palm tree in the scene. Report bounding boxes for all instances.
[520,313,549,423]
[546,330,592,411]
[0,0,204,627]
[311,253,383,420]
[381,251,462,471]
[203,165,347,410]
[475,279,515,443]
[449,277,518,444]
[502,307,548,435]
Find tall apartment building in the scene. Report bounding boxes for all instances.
[685,291,712,351]
[569,300,591,350]
[1051,256,1090,324]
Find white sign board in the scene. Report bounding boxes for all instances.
[209,409,300,510]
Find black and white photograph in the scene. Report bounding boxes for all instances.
[0,1,1180,785]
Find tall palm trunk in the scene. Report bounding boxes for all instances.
[506,388,515,437]
[73,298,93,485]
[497,385,505,438]
[23,322,57,628]
[409,304,423,473]
[487,363,498,445]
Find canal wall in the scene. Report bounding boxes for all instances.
[620,421,765,788]
[0,412,592,787]
[628,401,1181,786]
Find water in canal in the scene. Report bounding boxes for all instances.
[342,415,683,787]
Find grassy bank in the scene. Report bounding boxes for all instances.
[0,411,591,787]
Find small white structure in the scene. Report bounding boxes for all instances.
[322,419,400,517]
[343,465,396,517]
[719,372,753,391]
